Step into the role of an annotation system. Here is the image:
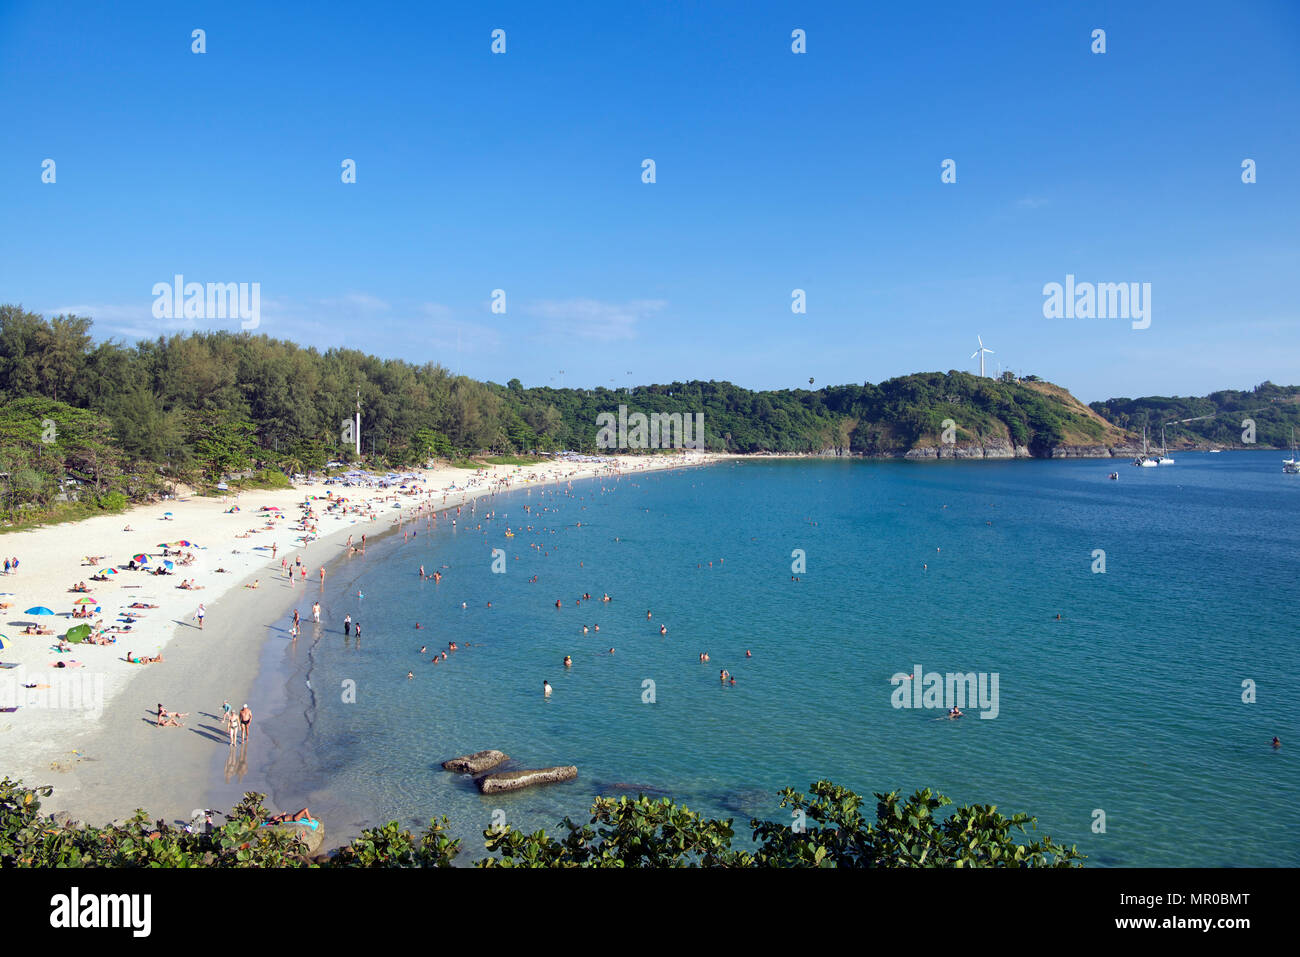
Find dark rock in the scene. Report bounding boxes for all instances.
[265,820,326,855]
[443,749,508,774]
[477,765,578,794]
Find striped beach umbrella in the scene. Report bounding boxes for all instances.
[0,634,10,650]
[74,597,97,605]
[97,568,117,576]
[133,554,149,563]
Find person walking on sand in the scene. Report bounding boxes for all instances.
[319,566,325,585]
[312,601,321,622]
[238,703,252,742]
[195,603,206,630]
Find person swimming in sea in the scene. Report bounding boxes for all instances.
[1274,736,1282,749]
[563,655,572,668]
[949,706,963,719]
[659,625,667,635]
[543,680,552,697]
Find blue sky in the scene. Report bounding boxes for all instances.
[1,0,1297,403]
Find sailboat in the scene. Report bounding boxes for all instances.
[1133,427,1158,467]
[1158,425,1175,465]
[1284,428,1299,474]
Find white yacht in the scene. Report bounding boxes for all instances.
[1157,426,1175,465]
[1133,427,1158,467]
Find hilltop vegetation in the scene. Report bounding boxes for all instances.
[1,304,1289,522]
[1090,383,1300,448]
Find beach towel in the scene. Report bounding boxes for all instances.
[261,818,319,830]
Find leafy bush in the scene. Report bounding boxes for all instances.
[0,776,1082,868]
[97,491,127,511]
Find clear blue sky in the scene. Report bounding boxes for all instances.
[2,0,1297,403]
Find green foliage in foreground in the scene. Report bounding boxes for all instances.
[1,776,1082,868]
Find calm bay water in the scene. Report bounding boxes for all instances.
[251,454,1299,866]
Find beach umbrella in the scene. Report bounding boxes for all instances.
[133,554,149,563]
[164,512,173,516]
[25,607,54,616]
[163,560,174,569]
[97,568,117,576]
[65,624,91,644]
[0,634,10,650]
[74,597,97,605]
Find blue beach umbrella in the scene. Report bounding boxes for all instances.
[0,634,11,649]
[25,607,54,616]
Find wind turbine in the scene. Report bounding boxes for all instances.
[971,335,994,377]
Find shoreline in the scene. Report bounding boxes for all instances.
[1,452,721,828]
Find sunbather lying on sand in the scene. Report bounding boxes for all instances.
[129,602,158,609]
[264,807,316,824]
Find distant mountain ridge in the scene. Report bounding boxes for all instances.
[1090,383,1300,450]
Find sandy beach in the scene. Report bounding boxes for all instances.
[0,452,718,827]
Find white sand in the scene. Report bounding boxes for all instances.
[0,452,718,824]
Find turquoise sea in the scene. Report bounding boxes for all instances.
[241,453,1299,866]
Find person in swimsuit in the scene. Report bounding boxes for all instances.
[344,615,351,635]
[238,704,252,742]
[266,808,316,825]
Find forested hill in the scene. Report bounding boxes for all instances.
[1090,384,1300,449]
[0,305,1290,517]
[0,306,1118,461]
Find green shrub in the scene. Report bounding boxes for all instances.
[98,491,128,512]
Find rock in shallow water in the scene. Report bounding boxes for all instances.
[443,750,509,773]
[476,766,578,794]
[264,820,326,856]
